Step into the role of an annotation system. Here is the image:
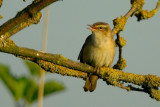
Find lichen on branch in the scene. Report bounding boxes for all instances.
[0,40,160,101]
[132,0,160,21]
[135,0,160,21]
[113,16,127,34]
[131,0,144,11]
[35,59,160,101]
[0,0,3,7]
[2,12,41,40]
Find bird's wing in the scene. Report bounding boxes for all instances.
[78,35,92,63]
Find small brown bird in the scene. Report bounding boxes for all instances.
[78,22,116,92]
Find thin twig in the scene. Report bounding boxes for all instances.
[116,32,122,59]
[37,7,49,107]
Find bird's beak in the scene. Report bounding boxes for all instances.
[87,24,97,31]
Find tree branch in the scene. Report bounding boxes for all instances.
[0,40,160,101]
[1,12,42,41]
[35,60,160,101]
[0,0,58,39]
[111,6,137,36]
[112,0,160,36]
[135,0,160,21]
[36,60,160,101]
[0,41,95,74]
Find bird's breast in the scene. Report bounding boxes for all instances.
[83,38,116,67]
[91,33,110,48]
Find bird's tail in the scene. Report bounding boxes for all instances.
[84,74,98,92]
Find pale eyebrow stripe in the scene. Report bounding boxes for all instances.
[96,25,108,28]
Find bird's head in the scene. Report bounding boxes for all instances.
[88,22,112,37]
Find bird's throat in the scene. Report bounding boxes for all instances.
[91,33,110,48]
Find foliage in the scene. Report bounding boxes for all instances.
[0,62,65,106]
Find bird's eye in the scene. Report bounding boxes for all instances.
[99,27,102,29]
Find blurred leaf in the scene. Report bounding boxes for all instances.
[24,80,65,104]
[16,76,30,101]
[0,64,23,101]
[0,63,65,105]
[23,78,37,104]
[24,60,41,77]
[44,80,65,96]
